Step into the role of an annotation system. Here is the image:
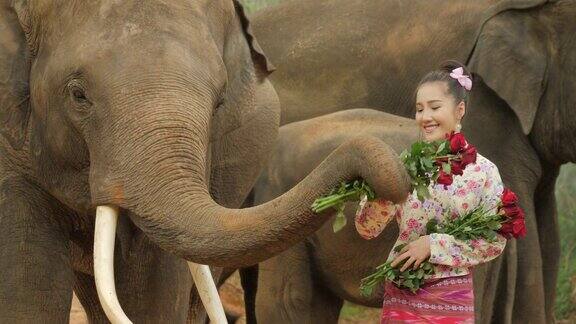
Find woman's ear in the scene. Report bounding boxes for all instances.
[456,101,466,120]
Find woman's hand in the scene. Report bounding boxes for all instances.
[390,235,431,272]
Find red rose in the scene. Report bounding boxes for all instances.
[501,188,518,207]
[460,146,477,167]
[498,222,513,238]
[502,206,524,219]
[512,218,527,238]
[449,132,468,153]
[450,160,463,176]
[437,170,453,187]
[500,218,527,239]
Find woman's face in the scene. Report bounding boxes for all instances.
[415,81,465,142]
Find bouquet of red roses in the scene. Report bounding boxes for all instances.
[401,131,477,201]
[359,187,526,295]
[497,188,527,238]
[311,132,477,232]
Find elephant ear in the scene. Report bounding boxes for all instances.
[0,3,31,149]
[468,10,547,135]
[233,0,276,76]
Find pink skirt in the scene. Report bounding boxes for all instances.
[381,273,475,324]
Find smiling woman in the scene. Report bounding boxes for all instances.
[354,61,507,324]
[415,61,469,142]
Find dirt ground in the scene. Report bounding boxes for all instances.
[68,275,254,324]
[70,294,88,324]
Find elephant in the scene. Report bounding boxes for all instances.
[251,109,420,323]
[250,0,576,322]
[0,0,411,322]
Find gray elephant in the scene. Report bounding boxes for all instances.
[252,109,418,323]
[251,0,576,322]
[0,0,410,322]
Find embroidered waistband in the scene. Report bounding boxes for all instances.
[428,276,473,288]
[383,297,474,312]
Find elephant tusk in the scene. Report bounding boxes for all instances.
[188,263,228,324]
[94,206,225,323]
[94,205,133,324]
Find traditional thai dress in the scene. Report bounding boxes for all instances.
[355,153,506,324]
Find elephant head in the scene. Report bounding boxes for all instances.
[468,0,576,165]
[0,0,409,269]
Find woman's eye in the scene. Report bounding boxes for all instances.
[432,106,440,110]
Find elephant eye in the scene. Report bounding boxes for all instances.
[67,79,91,106]
[71,88,87,103]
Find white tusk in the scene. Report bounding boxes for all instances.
[94,205,225,323]
[94,205,132,324]
[189,263,228,324]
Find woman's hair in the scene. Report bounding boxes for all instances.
[416,60,471,108]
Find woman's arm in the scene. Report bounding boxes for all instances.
[428,232,506,267]
[354,199,400,239]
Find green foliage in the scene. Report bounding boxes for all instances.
[427,205,502,242]
[360,258,435,296]
[555,163,576,320]
[239,0,284,14]
[311,180,376,232]
[400,138,451,201]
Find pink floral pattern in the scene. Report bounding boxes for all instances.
[355,153,506,280]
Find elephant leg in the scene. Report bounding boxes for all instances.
[0,176,74,322]
[534,164,561,324]
[256,242,343,324]
[240,265,259,324]
[73,271,109,323]
[186,287,208,324]
[475,241,517,324]
[114,230,192,323]
[511,198,546,323]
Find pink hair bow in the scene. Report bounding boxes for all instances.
[449,67,472,91]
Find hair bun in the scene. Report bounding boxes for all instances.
[439,60,471,76]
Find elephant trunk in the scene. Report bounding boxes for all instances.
[126,140,408,268]
[90,88,410,268]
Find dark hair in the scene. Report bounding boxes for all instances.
[417,60,471,109]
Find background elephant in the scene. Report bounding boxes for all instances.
[0,0,410,322]
[251,0,576,322]
[251,109,422,323]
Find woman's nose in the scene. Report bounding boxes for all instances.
[421,108,433,121]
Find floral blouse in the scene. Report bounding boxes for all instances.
[355,153,506,280]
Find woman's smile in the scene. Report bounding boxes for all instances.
[415,81,465,141]
[423,123,439,134]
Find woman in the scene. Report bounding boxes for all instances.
[355,61,506,323]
